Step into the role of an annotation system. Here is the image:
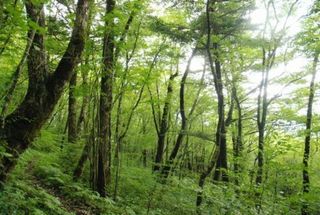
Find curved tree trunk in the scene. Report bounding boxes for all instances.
[153,72,178,172]
[196,0,228,208]
[160,48,199,178]
[0,0,90,184]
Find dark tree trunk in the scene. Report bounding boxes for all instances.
[95,0,115,197]
[153,72,178,172]
[73,128,93,180]
[256,124,264,185]
[76,5,94,135]
[68,72,78,143]
[196,0,228,208]
[255,45,276,211]
[256,48,273,187]
[233,85,242,187]
[77,67,90,134]
[0,0,90,184]
[74,91,97,181]
[301,53,318,215]
[142,149,147,167]
[160,48,197,177]
[77,95,89,133]
[196,147,219,209]
[212,53,228,182]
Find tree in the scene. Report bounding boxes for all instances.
[94,0,116,197]
[297,1,320,213]
[153,71,178,172]
[301,53,319,215]
[0,0,91,184]
[254,2,299,209]
[160,47,198,178]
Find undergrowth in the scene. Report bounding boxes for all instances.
[0,129,320,214]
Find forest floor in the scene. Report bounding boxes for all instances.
[0,129,315,214]
[0,129,200,215]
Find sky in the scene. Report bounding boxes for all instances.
[186,0,316,103]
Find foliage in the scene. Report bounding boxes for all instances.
[0,0,320,214]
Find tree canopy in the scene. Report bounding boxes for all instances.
[0,0,319,214]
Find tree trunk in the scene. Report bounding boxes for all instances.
[196,0,227,208]
[68,72,78,143]
[0,0,90,184]
[196,146,219,209]
[142,149,147,167]
[153,72,178,172]
[160,48,197,177]
[77,66,90,134]
[212,54,228,182]
[233,85,242,187]
[301,53,319,215]
[255,46,276,211]
[256,48,272,188]
[73,125,95,180]
[95,0,115,197]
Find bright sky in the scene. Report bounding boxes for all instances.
[186,0,316,107]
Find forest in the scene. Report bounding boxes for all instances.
[0,0,319,214]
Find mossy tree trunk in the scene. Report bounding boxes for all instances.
[95,0,115,197]
[0,0,90,184]
[68,72,78,143]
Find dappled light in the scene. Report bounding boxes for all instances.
[0,0,319,214]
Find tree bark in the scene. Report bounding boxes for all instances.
[0,0,90,184]
[196,0,228,208]
[68,72,78,143]
[160,48,198,178]
[211,47,228,182]
[95,0,115,197]
[233,85,242,187]
[301,53,319,215]
[196,146,219,209]
[153,72,178,172]
[73,126,94,180]
[256,47,274,187]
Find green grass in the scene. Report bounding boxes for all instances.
[1,129,320,214]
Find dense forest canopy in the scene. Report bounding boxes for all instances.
[0,0,319,214]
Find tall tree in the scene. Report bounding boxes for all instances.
[298,2,320,214]
[255,2,298,205]
[160,47,198,178]
[153,71,178,172]
[301,52,319,215]
[0,0,91,184]
[196,0,252,207]
[95,0,116,197]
